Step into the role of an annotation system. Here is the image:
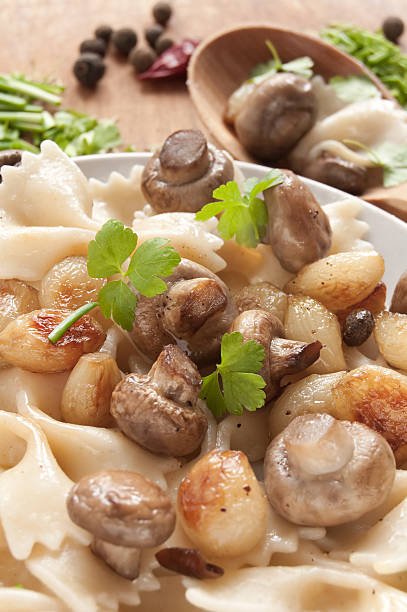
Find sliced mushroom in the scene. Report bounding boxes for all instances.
[141,129,234,213]
[230,309,322,401]
[67,470,176,579]
[390,269,407,314]
[263,170,332,273]
[264,413,395,526]
[302,152,367,195]
[234,73,317,162]
[111,344,207,456]
[130,258,237,366]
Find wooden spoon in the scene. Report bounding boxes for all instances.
[188,24,407,222]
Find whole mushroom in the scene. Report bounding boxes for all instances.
[301,152,368,195]
[230,309,322,401]
[130,258,237,366]
[390,269,407,314]
[141,129,234,213]
[233,73,317,162]
[264,413,395,526]
[67,470,176,579]
[263,170,332,272]
[111,344,207,456]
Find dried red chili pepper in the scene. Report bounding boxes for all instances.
[138,39,200,80]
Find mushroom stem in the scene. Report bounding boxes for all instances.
[285,413,355,477]
[91,538,141,580]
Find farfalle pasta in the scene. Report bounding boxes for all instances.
[0,139,405,612]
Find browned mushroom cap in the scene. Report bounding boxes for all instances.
[302,153,367,195]
[263,170,332,273]
[130,258,238,366]
[141,130,234,213]
[390,269,407,314]
[234,73,317,162]
[230,309,321,401]
[264,413,395,526]
[67,470,176,548]
[111,344,207,456]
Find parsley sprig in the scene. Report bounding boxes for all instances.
[200,332,266,417]
[195,172,283,248]
[48,219,181,343]
[248,40,314,84]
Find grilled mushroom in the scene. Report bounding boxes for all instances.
[233,73,317,162]
[67,470,176,579]
[230,309,322,401]
[263,170,332,273]
[130,258,237,367]
[111,344,207,456]
[301,152,367,195]
[141,129,234,213]
[264,413,395,526]
[390,269,407,314]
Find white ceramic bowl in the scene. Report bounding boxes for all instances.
[75,153,407,299]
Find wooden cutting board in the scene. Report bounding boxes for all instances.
[1,0,406,219]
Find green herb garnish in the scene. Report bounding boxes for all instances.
[249,40,314,84]
[329,75,380,103]
[48,220,181,343]
[200,332,266,417]
[321,24,407,108]
[0,73,121,155]
[195,172,283,248]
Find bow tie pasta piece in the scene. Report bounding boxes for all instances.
[0,411,90,560]
[0,141,97,230]
[17,398,177,489]
[0,226,94,282]
[26,540,143,612]
[89,165,147,227]
[0,588,63,611]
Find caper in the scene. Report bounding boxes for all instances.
[152,1,172,26]
[145,24,164,48]
[129,47,157,74]
[382,16,404,43]
[111,28,138,56]
[155,35,174,55]
[73,53,106,87]
[79,38,107,57]
[342,309,375,347]
[94,25,113,44]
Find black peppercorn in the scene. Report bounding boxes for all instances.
[342,309,375,347]
[145,24,164,48]
[382,16,404,43]
[95,24,113,43]
[129,47,157,74]
[73,53,106,87]
[155,35,174,55]
[152,1,172,26]
[79,38,107,57]
[111,28,138,56]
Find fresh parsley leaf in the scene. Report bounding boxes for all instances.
[127,237,181,297]
[248,40,313,84]
[200,332,266,417]
[87,219,138,278]
[196,172,283,248]
[329,75,380,103]
[98,280,139,331]
[49,219,181,343]
[372,142,407,187]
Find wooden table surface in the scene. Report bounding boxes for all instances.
[1,0,406,153]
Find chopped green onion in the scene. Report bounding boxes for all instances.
[48,302,99,344]
[0,75,61,106]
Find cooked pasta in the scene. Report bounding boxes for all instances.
[0,140,405,612]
